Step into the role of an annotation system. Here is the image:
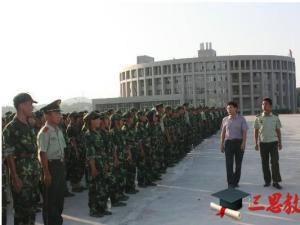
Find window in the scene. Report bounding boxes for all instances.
[145,67,152,76]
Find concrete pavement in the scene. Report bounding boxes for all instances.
[6,115,300,225]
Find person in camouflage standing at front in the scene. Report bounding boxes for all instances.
[66,112,85,192]
[162,106,176,167]
[83,111,112,218]
[110,114,129,204]
[121,112,139,194]
[2,93,41,225]
[98,113,126,207]
[135,111,157,187]
[2,135,8,225]
[145,110,162,181]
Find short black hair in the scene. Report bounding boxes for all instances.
[226,101,238,108]
[263,97,272,106]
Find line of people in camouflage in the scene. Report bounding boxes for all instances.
[2,92,226,225]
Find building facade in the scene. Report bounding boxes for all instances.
[93,43,297,114]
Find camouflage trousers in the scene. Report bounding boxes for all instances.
[137,148,154,185]
[88,174,108,214]
[108,166,126,203]
[12,158,41,225]
[67,148,85,185]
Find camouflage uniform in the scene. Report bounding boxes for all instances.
[121,118,138,194]
[85,128,108,215]
[2,136,8,225]
[2,117,41,225]
[66,121,85,191]
[110,114,128,203]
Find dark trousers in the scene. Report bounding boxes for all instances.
[225,139,244,186]
[260,142,282,184]
[43,160,65,225]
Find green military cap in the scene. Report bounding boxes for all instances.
[69,111,78,118]
[155,103,164,109]
[13,93,37,108]
[78,111,87,117]
[115,110,122,115]
[99,112,108,120]
[136,110,145,117]
[34,110,44,118]
[5,111,13,117]
[182,102,189,107]
[107,109,115,115]
[165,105,172,111]
[130,107,138,113]
[40,99,61,114]
[83,111,100,123]
[110,113,121,121]
[146,110,156,120]
[8,112,16,121]
[122,111,132,120]
[176,106,183,111]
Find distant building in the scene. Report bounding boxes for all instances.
[93,42,297,114]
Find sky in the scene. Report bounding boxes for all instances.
[1,0,300,106]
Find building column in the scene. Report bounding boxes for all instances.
[286,73,291,110]
[152,77,155,96]
[279,72,284,108]
[144,78,147,96]
[192,63,196,106]
[239,72,243,114]
[250,71,254,115]
[138,79,141,96]
[226,59,231,102]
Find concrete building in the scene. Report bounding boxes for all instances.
[93,43,297,114]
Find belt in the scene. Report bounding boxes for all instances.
[48,159,64,163]
[15,153,37,159]
[227,139,242,142]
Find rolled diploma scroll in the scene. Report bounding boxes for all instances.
[210,202,241,220]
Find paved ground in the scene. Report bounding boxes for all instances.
[6,115,300,225]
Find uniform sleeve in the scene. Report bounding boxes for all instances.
[275,116,282,129]
[241,117,249,131]
[37,131,50,153]
[2,126,16,156]
[85,134,96,160]
[254,117,260,129]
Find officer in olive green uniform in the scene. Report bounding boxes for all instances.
[2,93,41,225]
[38,100,66,225]
[254,98,283,189]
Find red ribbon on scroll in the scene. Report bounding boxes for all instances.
[216,207,226,218]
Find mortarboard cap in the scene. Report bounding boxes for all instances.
[212,188,250,211]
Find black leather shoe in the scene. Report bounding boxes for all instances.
[147,182,157,186]
[264,183,271,187]
[64,191,75,197]
[112,201,127,207]
[89,212,104,218]
[273,183,282,189]
[119,195,129,201]
[104,211,112,215]
[138,183,147,188]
